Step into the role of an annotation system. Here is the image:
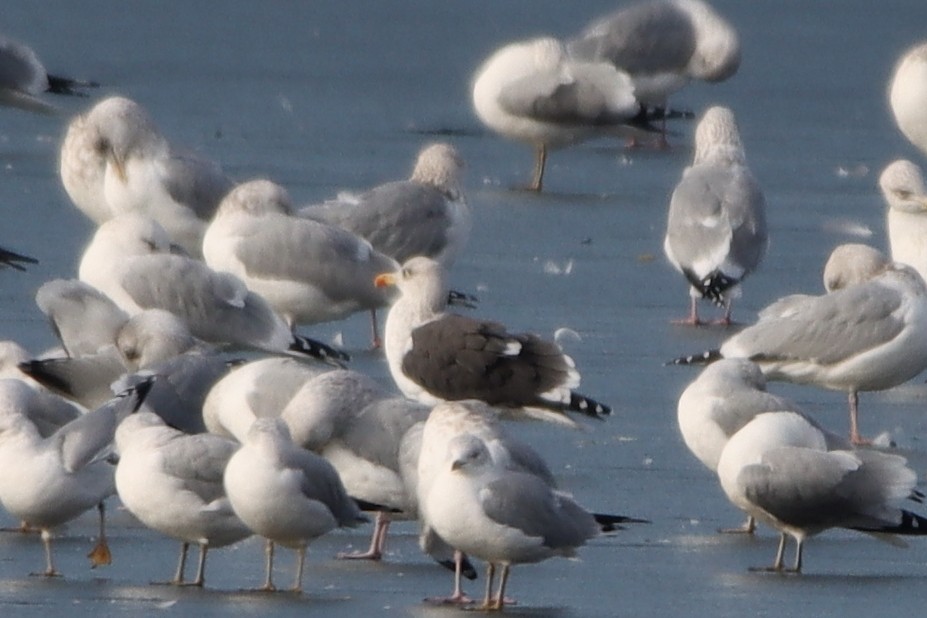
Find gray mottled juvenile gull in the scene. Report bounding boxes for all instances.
[670,263,927,444]
[422,432,603,610]
[202,356,328,442]
[568,0,740,144]
[61,96,233,256]
[677,359,809,533]
[223,417,367,593]
[114,412,252,586]
[300,143,471,268]
[0,380,151,576]
[472,36,642,192]
[203,179,397,345]
[376,257,610,424]
[889,42,927,157]
[0,244,37,271]
[0,34,97,114]
[880,159,927,283]
[717,410,927,573]
[664,106,767,325]
[78,214,347,364]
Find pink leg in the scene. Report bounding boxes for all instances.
[848,391,871,445]
[425,550,474,605]
[338,512,390,560]
[671,297,702,326]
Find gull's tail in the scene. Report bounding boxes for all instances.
[289,335,350,367]
[567,391,611,419]
[853,510,927,536]
[665,349,723,367]
[46,73,100,96]
[683,268,738,307]
[593,513,650,532]
[0,246,38,271]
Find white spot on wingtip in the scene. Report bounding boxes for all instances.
[331,331,344,348]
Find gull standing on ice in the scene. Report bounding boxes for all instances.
[114,412,252,586]
[300,143,470,268]
[568,0,740,144]
[60,96,232,255]
[203,179,397,344]
[717,410,927,573]
[376,257,610,424]
[78,214,346,364]
[471,36,643,192]
[0,34,97,114]
[223,418,367,593]
[663,106,767,325]
[670,263,927,444]
[889,41,927,157]
[880,159,927,283]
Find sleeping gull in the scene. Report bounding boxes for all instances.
[222,417,367,593]
[114,412,252,586]
[78,214,347,364]
[879,159,927,283]
[471,36,643,192]
[0,34,97,114]
[889,41,927,157]
[203,179,397,344]
[717,410,927,573]
[421,432,605,610]
[567,0,740,145]
[676,359,809,533]
[60,96,233,255]
[0,380,151,576]
[300,142,470,268]
[663,105,767,325]
[670,263,927,444]
[822,243,892,292]
[376,257,610,424]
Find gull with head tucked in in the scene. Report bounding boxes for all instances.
[0,34,97,114]
[472,36,644,192]
[880,159,927,283]
[568,0,740,142]
[889,41,927,157]
[664,105,767,325]
[60,96,232,256]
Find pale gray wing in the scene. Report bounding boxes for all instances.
[283,447,365,526]
[35,279,129,357]
[161,149,234,221]
[338,397,430,471]
[232,217,396,306]
[567,1,696,74]
[480,473,598,549]
[20,351,127,410]
[739,446,913,530]
[159,433,239,502]
[304,182,454,264]
[120,255,288,349]
[722,281,905,365]
[709,390,799,438]
[496,434,557,487]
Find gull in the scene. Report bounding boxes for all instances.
[822,244,892,292]
[300,142,471,268]
[676,359,811,533]
[0,380,151,576]
[60,96,233,255]
[879,159,927,283]
[277,369,428,561]
[422,432,603,610]
[0,34,97,114]
[663,106,767,325]
[222,417,367,593]
[568,0,740,144]
[670,263,927,444]
[471,36,644,192]
[717,410,927,573]
[78,214,347,364]
[889,41,927,157]
[114,412,252,586]
[35,279,130,358]
[202,356,328,442]
[203,179,397,344]
[376,257,610,424]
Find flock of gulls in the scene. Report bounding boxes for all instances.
[3,0,927,610]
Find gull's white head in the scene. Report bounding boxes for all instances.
[447,433,493,473]
[410,143,465,200]
[822,244,891,292]
[889,42,927,156]
[375,256,449,314]
[879,159,927,214]
[84,96,166,181]
[693,105,745,166]
[215,179,293,218]
[116,309,196,370]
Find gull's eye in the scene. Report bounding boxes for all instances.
[896,189,913,200]
[401,267,411,278]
